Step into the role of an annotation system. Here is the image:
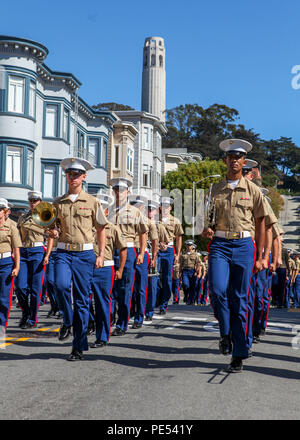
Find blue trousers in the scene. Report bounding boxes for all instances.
[294,275,300,307]
[145,274,160,318]
[114,247,137,332]
[0,256,15,331]
[252,268,268,337]
[157,246,175,311]
[195,277,204,304]
[15,247,46,326]
[261,269,273,330]
[54,249,96,351]
[91,265,115,342]
[172,278,181,303]
[182,269,196,304]
[208,237,256,359]
[45,252,60,313]
[133,251,150,324]
[201,275,209,304]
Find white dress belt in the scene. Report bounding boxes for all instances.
[215,230,251,239]
[0,252,12,259]
[126,242,134,248]
[22,242,44,248]
[103,260,114,267]
[57,242,94,251]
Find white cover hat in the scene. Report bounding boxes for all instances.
[110,177,132,189]
[28,191,42,200]
[219,138,252,154]
[0,198,9,209]
[60,157,94,172]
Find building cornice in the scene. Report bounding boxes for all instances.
[0,35,48,62]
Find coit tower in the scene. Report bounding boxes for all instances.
[141,36,166,122]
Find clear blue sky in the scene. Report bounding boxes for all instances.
[2,0,300,145]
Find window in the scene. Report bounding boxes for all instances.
[142,164,152,188]
[8,76,25,113]
[26,150,34,187]
[114,145,120,169]
[43,164,57,199]
[6,146,22,183]
[127,146,134,174]
[150,128,153,151]
[45,104,59,137]
[62,108,69,142]
[60,170,67,196]
[28,81,36,118]
[143,127,149,150]
[101,140,107,169]
[151,54,156,66]
[88,138,99,166]
[159,55,163,67]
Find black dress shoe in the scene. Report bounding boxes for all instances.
[253,335,261,343]
[58,324,72,341]
[111,327,125,336]
[46,310,56,318]
[87,321,95,335]
[260,328,266,336]
[132,322,142,329]
[226,357,243,373]
[90,340,107,348]
[159,309,166,315]
[219,335,232,355]
[19,317,28,329]
[67,349,83,361]
[145,316,152,322]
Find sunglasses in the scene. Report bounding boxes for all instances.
[29,198,40,203]
[226,153,245,159]
[66,171,84,179]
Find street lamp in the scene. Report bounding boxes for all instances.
[192,174,221,239]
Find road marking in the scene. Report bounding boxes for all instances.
[0,327,60,349]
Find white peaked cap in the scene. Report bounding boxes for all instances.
[110,177,132,189]
[28,191,42,200]
[60,157,94,172]
[219,138,253,154]
[0,198,9,208]
[243,159,258,169]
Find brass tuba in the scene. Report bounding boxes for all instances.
[32,202,57,228]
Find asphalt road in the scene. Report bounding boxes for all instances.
[0,299,299,421]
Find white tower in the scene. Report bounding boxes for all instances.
[141,36,166,122]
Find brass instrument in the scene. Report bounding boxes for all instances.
[147,240,159,277]
[32,202,57,228]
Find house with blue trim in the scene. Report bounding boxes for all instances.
[0,35,117,210]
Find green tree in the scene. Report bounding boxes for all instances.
[92,102,134,111]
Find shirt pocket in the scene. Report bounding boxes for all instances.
[74,208,92,229]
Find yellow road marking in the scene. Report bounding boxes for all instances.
[0,327,60,349]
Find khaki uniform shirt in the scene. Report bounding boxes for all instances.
[287,257,296,274]
[5,217,17,228]
[295,259,300,272]
[173,262,180,279]
[0,221,22,253]
[134,215,156,248]
[94,222,127,260]
[157,223,169,243]
[53,190,107,244]
[160,215,184,241]
[180,252,201,270]
[108,202,148,245]
[210,177,267,235]
[17,211,45,247]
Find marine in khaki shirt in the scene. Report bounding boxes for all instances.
[160,200,184,265]
[17,211,46,247]
[53,190,107,246]
[0,200,21,277]
[209,176,267,234]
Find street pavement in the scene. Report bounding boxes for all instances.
[0,299,299,421]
